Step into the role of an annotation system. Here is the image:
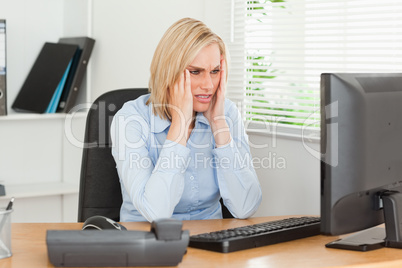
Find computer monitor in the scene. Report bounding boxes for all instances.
[320,73,402,251]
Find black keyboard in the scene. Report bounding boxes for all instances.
[189,216,321,253]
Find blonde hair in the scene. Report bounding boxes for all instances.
[147,17,228,120]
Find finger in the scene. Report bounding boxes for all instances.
[179,71,185,93]
[219,69,226,96]
[185,69,191,93]
[219,59,227,93]
[220,58,226,74]
[173,72,183,93]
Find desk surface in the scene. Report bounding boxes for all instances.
[2,216,402,268]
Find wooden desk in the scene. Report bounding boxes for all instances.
[1,216,402,268]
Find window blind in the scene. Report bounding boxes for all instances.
[224,0,402,139]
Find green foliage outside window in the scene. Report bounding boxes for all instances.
[246,0,319,128]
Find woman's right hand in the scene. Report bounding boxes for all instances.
[167,70,193,146]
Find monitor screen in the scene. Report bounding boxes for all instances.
[320,73,402,251]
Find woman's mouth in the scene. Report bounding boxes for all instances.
[195,94,212,103]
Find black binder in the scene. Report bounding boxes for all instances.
[12,42,79,113]
[57,37,95,113]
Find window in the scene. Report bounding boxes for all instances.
[225,0,402,140]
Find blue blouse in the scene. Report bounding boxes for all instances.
[110,94,262,222]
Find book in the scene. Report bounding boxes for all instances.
[12,42,79,113]
[57,37,95,113]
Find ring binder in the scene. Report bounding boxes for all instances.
[0,19,6,116]
[57,37,95,113]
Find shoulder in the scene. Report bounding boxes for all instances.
[112,93,154,135]
[115,93,152,120]
[113,94,171,134]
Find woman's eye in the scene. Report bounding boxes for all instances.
[211,69,220,74]
[190,70,200,75]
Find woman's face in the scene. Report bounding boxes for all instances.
[187,43,221,113]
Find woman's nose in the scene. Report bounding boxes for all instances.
[200,73,214,90]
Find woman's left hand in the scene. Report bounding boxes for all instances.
[204,58,226,124]
[203,58,231,147]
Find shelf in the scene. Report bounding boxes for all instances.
[0,182,79,200]
[0,112,88,122]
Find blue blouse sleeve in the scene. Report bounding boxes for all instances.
[110,105,190,222]
[212,100,262,218]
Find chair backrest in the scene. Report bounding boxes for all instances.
[78,88,233,222]
[78,88,148,222]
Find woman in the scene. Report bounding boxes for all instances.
[111,18,262,222]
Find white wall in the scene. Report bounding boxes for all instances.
[0,0,87,222]
[249,134,320,217]
[89,0,228,101]
[0,0,65,114]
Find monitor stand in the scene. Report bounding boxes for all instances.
[325,191,402,251]
[382,191,402,249]
[325,227,385,251]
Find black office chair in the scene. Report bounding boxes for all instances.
[78,88,148,222]
[78,88,233,222]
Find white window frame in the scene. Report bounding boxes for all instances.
[224,0,402,141]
